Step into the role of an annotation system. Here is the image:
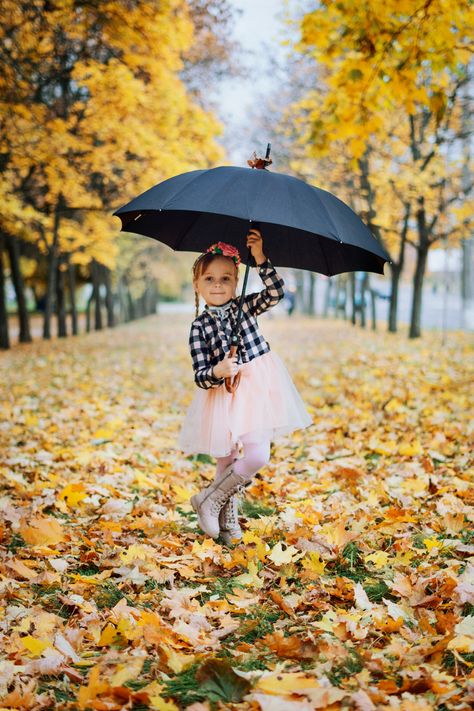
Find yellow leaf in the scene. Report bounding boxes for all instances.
[312,609,339,632]
[369,438,397,455]
[233,559,264,588]
[78,665,109,710]
[117,617,139,641]
[364,551,389,569]
[173,484,195,504]
[159,644,195,673]
[422,537,438,551]
[268,542,305,566]
[398,440,423,456]
[401,478,428,493]
[20,636,52,657]
[191,538,221,559]
[242,530,261,545]
[98,623,117,646]
[392,550,414,566]
[447,635,474,653]
[256,672,323,695]
[110,656,145,686]
[92,428,114,440]
[120,544,152,563]
[58,482,87,507]
[301,551,326,575]
[24,413,38,427]
[134,471,158,488]
[149,697,180,711]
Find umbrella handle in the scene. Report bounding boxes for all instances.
[224,344,241,393]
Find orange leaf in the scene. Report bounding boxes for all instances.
[20,516,65,546]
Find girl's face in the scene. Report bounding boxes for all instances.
[194,256,238,307]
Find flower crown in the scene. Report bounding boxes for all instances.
[205,241,241,267]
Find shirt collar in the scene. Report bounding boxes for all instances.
[204,298,235,319]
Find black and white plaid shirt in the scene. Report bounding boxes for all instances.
[189,258,285,389]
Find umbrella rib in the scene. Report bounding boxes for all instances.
[160,170,210,210]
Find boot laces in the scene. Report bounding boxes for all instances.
[220,485,245,528]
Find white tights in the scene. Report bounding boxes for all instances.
[215,434,270,484]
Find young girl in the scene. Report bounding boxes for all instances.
[177,229,312,544]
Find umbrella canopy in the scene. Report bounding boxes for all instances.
[113,166,390,276]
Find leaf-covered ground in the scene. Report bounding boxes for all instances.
[0,314,473,711]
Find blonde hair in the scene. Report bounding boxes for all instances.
[192,253,239,319]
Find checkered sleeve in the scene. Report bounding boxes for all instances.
[245,258,285,317]
[189,321,225,389]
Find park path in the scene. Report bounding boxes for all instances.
[0,315,472,710]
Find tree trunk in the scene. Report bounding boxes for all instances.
[86,291,93,332]
[117,279,126,323]
[409,197,430,339]
[323,279,332,318]
[67,255,78,335]
[335,275,346,319]
[370,289,377,330]
[153,280,159,313]
[127,288,135,321]
[360,273,368,328]
[56,255,67,337]
[104,266,114,328]
[388,207,408,333]
[5,234,31,343]
[295,270,304,313]
[0,234,10,349]
[307,272,315,315]
[388,263,402,333]
[409,245,429,338]
[350,273,356,325]
[92,260,103,330]
[43,197,62,339]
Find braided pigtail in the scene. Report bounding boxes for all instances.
[194,290,199,319]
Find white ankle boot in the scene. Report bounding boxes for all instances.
[219,490,244,545]
[190,463,249,539]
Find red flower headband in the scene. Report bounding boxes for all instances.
[205,241,241,267]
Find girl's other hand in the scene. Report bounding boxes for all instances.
[246,228,265,263]
[213,352,240,379]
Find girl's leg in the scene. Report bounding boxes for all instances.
[214,443,239,481]
[231,436,271,481]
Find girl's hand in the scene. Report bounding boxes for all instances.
[213,352,240,379]
[246,228,265,264]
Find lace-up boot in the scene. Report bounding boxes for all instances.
[190,463,250,539]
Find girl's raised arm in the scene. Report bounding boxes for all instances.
[244,258,285,317]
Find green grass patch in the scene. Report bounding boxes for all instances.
[241,498,276,518]
[234,604,282,644]
[7,532,27,553]
[94,581,134,610]
[442,650,474,672]
[363,579,392,603]
[326,649,364,687]
[331,542,368,582]
[161,658,251,708]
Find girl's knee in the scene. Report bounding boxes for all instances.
[245,441,270,472]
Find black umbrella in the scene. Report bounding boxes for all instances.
[113,145,390,392]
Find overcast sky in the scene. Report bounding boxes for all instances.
[216,0,291,164]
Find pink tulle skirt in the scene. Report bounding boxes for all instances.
[177,350,313,458]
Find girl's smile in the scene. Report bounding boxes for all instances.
[194,256,238,307]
